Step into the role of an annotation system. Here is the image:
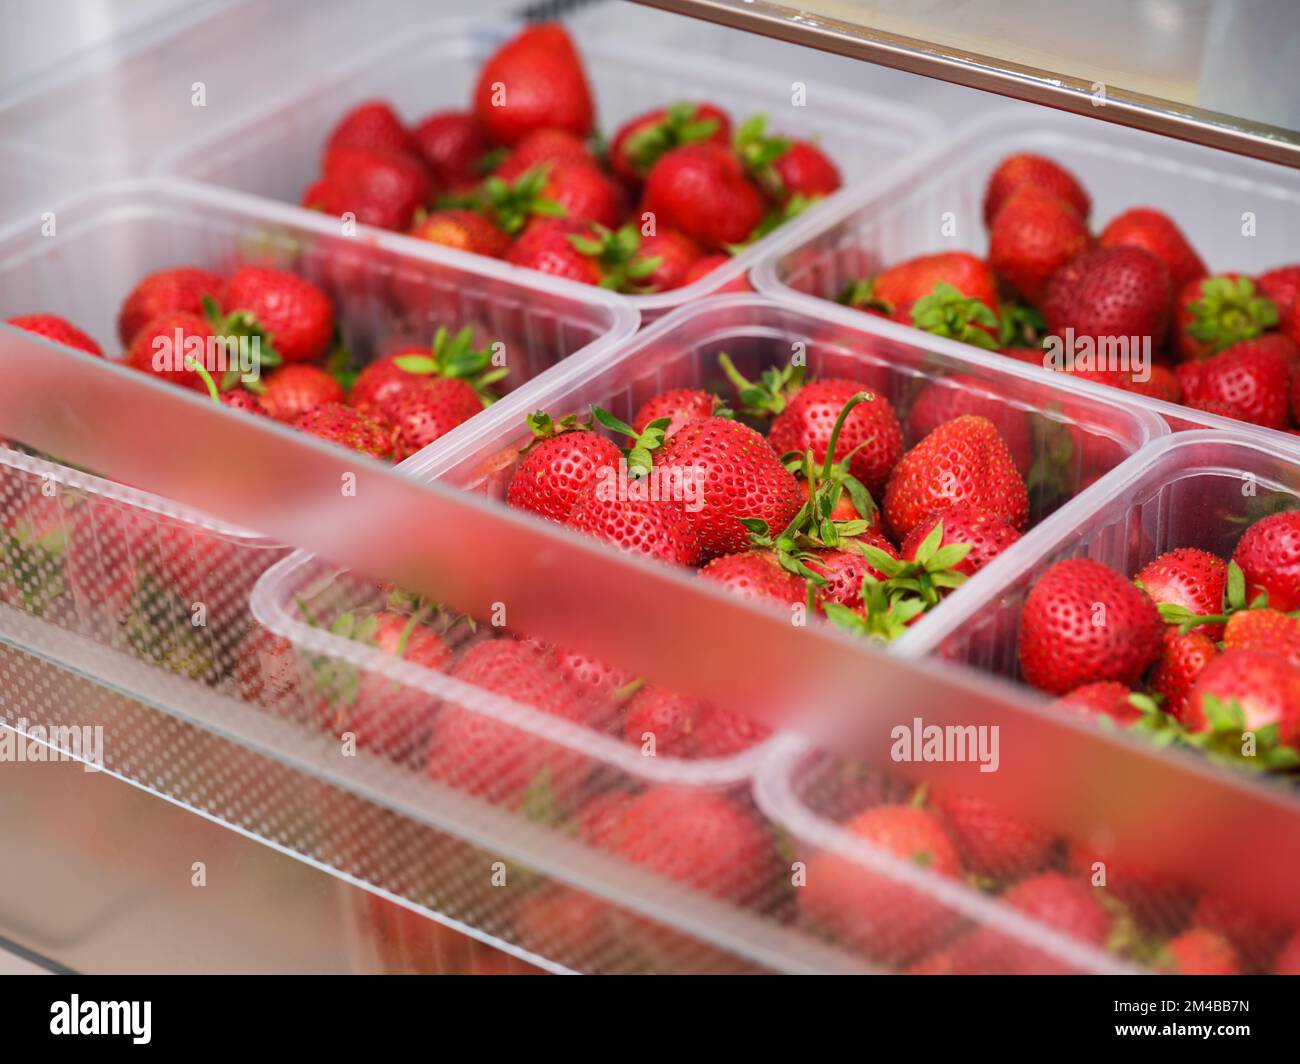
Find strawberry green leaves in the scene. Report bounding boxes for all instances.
[625,102,723,175]
[718,351,804,417]
[909,283,999,350]
[1186,275,1278,354]
[393,325,508,403]
[201,293,282,387]
[1146,560,1270,633]
[733,114,793,199]
[590,406,671,476]
[473,164,566,236]
[568,223,663,293]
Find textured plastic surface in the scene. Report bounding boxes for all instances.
[159,17,941,318]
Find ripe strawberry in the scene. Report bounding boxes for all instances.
[222,266,334,364]
[1098,207,1206,292]
[411,110,488,187]
[1018,558,1163,695]
[699,549,808,609]
[220,388,268,416]
[800,804,963,964]
[117,267,223,346]
[565,476,700,566]
[1157,929,1241,975]
[932,792,1054,880]
[511,885,612,958]
[900,507,1021,578]
[494,128,595,183]
[292,403,395,459]
[1134,547,1228,637]
[354,325,504,419]
[1176,337,1290,429]
[681,253,749,291]
[0,490,74,615]
[622,687,770,759]
[989,184,1092,305]
[576,791,635,848]
[631,387,719,437]
[845,252,999,336]
[656,416,803,558]
[691,704,774,758]
[807,534,900,608]
[1151,628,1217,721]
[995,872,1110,970]
[983,152,1090,227]
[1223,607,1300,666]
[611,102,730,184]
[1192,893,1292,971]
[630,229,702,292]
[1275,931,1300,974]
[733,114,840,204]
[604,788,774,902]
[408,209,510,257]
[506,412,621,523]
[883,415,1029,540]
[504,218,603,285]
[349,354,412,413]
[520,159,621,229]
[1068,839,1193,932]
[641,142,765,251]
[1257,263,1300,317]
[1049,681,1145,725]
[8,313,102,357]
[1185,647,1300,746]
[379,377,484,457]
[324,100,419,161]
[767,379,904,496]
[1042,245,1172,348]
[256,364,344,422]
[125,310,214,391]
[523,640,634,712]
[1232,512,1300,611]
[305,146,432,231]
[1174,273,1278,361]
[905,376,1034,475]
[473,24,593,147]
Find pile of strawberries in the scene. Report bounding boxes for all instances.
[841,152,1300,433]
[300,23,841,292]
[7,263,504,462]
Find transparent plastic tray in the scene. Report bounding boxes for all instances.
[753,107,1300,443]
[158,16,942,319]
[0,178,635,688]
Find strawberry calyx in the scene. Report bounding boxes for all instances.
[823,580,927,645]
[1185,275,1278,354]
[861,520,972,609]
[590,405,671,476]
[517,410,594,455]
[910,282,999,350]
[1144,560,1277,634]
[392,325,508,404]
[1185,696,1300,773]
[780,392,881,544]
[201,294,282,388]
[725,195,812,253]
[999,300,1047,348]
[733,114,793,199]
[568,223,663,293]
[717,351,804,417]
[625,102,723,176]
[462,164,566,236]
[839,277,890,315]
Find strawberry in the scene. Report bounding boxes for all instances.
[1098,207,1206,292]
[603,787,774,902]
[766,378,904,496]
[506,411,621,523]
[699,549,808,609]
[511,886,612,959]
[681,253,748,291]
[1185,647,1300,748]
[473,24,593,146]
[629,228,702,291]
[1258,263,1300,317]
[1049,681,1146,725]
[220,388,268,416]
[1151,628,1217,721]
[1284,300,1300,350]
[494,128,595,183]
[1275,931,1300,974]
[493,159,621,230]
[844,252,1000,339]
[349,354,414,413]
[379,377,485,457]
[983,152,1090,227]
[989,184,1092,305]
[800,804,963,964]
[576,791,635,848]
[524,640,635,711]
[733,114,840,204]
[1068,839,1193,932]
[504,218,604,285]
[1223,607,1300,666]
[656,416,803,558]
[411,110,488,187]
[256,364,344,422]
[117,267,223,346]
[611,102,731,184]
[7,313,102,357]
[900,507,1021,578]
[565,475,700,566]
[995,872,1110,970]
[324,100,419,161]
[1175,337,1291,429]
[641,142,766,251]
[883,415,1029,540]
[904,376,1034,475]
[1232,512,1300,611]
[1134,547,1229,637]
[354,325,505,417]
[631,387,720,437]
[1042,245,1172,348]
[408,208,510,257]
[222,266,334,365]
[691,704,774,758]
[807,533,899,608]
[0,490,74,615]
[622,687,770,758]
[1174,273,1278,361]
[291,403,395,459]
[932,792,1053,880]
[305,146,433,231]
[1191,893,1292,971]
[1157,929,1241,975]
[1018,558,1163,695]
[124,310,215,391]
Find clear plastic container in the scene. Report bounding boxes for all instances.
[158,16,942,319]
[0,178,635,687]
[753,107,1300,443]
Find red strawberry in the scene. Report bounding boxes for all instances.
[769,141,840,203]
[900,507,1021,578]
[883,415,1029,540]
[641,142,765,251]
[983,152,1090,227]
[1050,681,1145,725]
[1018,558,1163,695]
[1157,929,1241,975]
[220,388,268,416]
[932,792,1053,880]
[506,412,622,523]
[630,228,702,292]
[1068,839,1193,932]
[525,641,635,711]
[292,403,395,459]
[604,788,774,902]
[1275,931,1300,974]
[807,533,900,608]
[1285,299,1300,350]
[990,873,1111,974]
[8,313,102,357]
[767,379,904,496]
[1151,628,1218,721]
[699,550,808,609]
[306,147,432,231]
[504,218,603,285]
[408,209,510,257]
[1177,337,1291,429]
[611,102,731,184]
[473,24,594,147]
[324,100,419,161]
[989,184,1092,305]
[527,159,622,229]
[564,476,700,566]
[354,325,503,417]
[1223,607,1300,666]
[124,310,214,391]
[1134,547,1228,637]
[1258,263,1300,317]
[378,377,484,457]
[1098,208,1206,292]
[622,688,770,759]
[1232,512,1300,611]
[1185,647,1300,747]
[576,791,635,848]
[631,387,719,437]
[846,252,1000,338]
[905,376,1034,475]
[656,416,803,558]
[494,128,595,183]
[411,110,488,187]
[691,704,773,758]
[681,253,749,291]
[1174,273,1278,361]
[222,266,334,364]
[1042,245,1172,349]
[256,364,344,422]
[1192,893,1292,971]
[117,267,223,346]
[801,804,963,964]
[349,354,413,413]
